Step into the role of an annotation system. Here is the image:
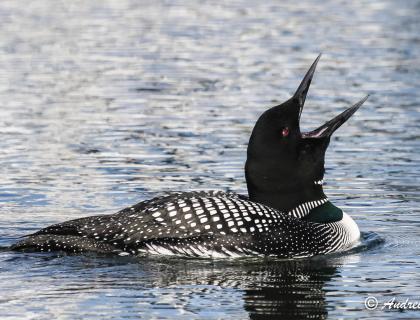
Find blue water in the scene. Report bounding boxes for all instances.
[0,0,419,319]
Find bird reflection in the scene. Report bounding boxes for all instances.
[241,258,338,320]
[24,252,357,319]
[141,254,355,319]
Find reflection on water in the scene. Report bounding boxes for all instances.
[0,249,353,319]
[0,0,419,319]
[0,233,381,318]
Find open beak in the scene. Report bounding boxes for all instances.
[293,54,369,139]
[301,95,369,138]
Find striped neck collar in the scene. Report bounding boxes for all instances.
[287,198,328,219]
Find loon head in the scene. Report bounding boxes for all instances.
[245,54,368,212]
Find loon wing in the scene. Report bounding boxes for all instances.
[12,191,280,253]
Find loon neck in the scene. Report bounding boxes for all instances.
[248,182,327,213]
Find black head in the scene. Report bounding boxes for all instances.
[245,55,368,212]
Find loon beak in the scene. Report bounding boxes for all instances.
[293,54,322,120]
[302,95,369,138]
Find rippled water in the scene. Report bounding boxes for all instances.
[0,0,419,319]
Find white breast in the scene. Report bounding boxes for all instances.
[325,212,360,253]
[339,212,360,245]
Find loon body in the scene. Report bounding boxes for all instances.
[12,55,367,258]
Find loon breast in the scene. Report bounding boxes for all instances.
[339,212,361,245]
[12,191,360,258]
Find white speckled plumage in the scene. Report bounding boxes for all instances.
[12,191,360,258]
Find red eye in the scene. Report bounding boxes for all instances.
[282,127,290,137]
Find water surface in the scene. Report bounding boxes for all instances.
[0,0,419,319]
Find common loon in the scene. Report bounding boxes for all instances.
[12,55,367,258]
